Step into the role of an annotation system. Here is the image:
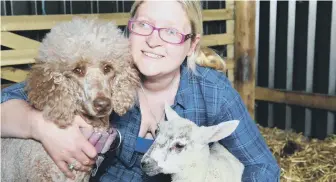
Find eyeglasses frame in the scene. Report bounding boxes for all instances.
[128,19,195,45]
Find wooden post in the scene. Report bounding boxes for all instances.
[234,1,256,120]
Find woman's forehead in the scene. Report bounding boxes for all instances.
[135,1,190,30]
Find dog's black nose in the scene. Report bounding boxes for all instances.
[93,97,111,112]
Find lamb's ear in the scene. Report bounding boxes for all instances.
[164,103,181,121]
[199,120,240,143]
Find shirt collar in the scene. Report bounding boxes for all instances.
[174,60,193,109]
[134,60,193,109]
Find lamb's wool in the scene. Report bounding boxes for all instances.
[141,104,244,182]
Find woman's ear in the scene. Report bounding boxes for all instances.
[187,34,201,56]
[25,63,78,128]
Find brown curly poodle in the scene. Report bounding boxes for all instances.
[25,17,140,129]
[1,17,139,182]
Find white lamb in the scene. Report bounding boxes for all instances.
[141,104,244,182]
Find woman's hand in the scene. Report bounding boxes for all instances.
[30,110,97,179]
[82,127,119,154]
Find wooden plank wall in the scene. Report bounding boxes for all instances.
[255,1,336,139]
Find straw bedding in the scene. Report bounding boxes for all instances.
[258,125,336,182]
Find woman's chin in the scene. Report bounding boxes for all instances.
[137,63,161,77]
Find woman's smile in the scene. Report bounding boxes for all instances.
[142,50,164,59]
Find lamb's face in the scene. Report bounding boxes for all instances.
[141,119,204,176]
[141,104,240,176]
[64,59,115,119]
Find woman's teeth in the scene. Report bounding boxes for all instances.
[143,51,163,59]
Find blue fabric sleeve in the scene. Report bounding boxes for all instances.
[1,82,29,104]
[214,87,281,182]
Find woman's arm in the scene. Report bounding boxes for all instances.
[214,87,280,182]
[1,82,36,138]
[1,99,36,138]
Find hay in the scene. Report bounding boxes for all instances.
[258,125,336,182]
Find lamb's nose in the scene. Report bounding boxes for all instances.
[140,157,156,170]
[93,97,111,112]
[140,160,148,169]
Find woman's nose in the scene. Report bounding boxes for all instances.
[146,30,163,48]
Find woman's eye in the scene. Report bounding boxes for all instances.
[138,22,150,28]
[167,29,178,35]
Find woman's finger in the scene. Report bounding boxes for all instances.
[80,140,98,161]
[75,115,93,131]
[88,132,102,146]
[72,148,95,166]
[56,161,75,180]
[80,165,92,172]
[65,158,82,171]
[80,127,94,139]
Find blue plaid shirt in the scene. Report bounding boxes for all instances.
[1,62,280,182]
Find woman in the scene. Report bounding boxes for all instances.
[1,1,280,181]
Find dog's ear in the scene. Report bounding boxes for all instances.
[111,54,140,116]
[25,62,78,128]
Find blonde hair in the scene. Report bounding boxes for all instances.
[130,0,226,73]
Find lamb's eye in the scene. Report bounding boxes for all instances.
[103,65,112,74]
[155,127,160,136]
[73,67,85,76]
[173,142,185,150]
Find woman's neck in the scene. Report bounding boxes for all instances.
[141,69,180,93]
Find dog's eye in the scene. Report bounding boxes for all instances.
[73,67,85,76]
[103,65,112,74]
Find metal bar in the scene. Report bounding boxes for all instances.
[70,0,73,14]
[96,0,99,13]
[41,0,46,15]
[304,0,317,137]
[63,0,66,14]
[90,1,94,14]
[268,0,277,127]
[327,0,336,136]
[10,0,14,15]
[205,0,208,35]
[3,0,7,15]
[286,1,296,130]
[255,0,260,86]
[34,0,38,15]
[116,0,119,12]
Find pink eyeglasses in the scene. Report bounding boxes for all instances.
[128,20,195,45]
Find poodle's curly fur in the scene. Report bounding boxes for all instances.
[1,17,140,182]
[26,17,140,128]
